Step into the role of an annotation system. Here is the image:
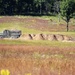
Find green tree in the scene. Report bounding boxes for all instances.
[60,0,75,31]
[34,0,45,14]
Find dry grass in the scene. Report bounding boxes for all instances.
[0,45,75,75]
[0,16,75,75]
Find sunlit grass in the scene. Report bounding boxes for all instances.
[0,39,75,47]
[0,16,75,39]
[0,22,75,37]
[0,16,75,75]
[43,31,75,37]
[0,22,42,34]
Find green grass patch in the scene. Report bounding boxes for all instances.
[0,39,75,47]
[43,31,75,37]
[0,22,42,34]
[0,22,75,36]
[0,16,75,36]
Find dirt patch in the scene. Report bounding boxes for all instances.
[0,16,75,32]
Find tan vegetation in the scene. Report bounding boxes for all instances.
[19,34,74,42]
[0,16,75,75]
[0,45,75,75]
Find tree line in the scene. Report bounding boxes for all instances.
[0,0,75,31]
[0,0,62,15]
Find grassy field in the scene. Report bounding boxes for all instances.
[0,45,75,75]
[0,39,75,47]
[0,16,75,34]
[0,16,75,75]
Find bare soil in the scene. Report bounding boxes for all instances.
[0,16,75,31]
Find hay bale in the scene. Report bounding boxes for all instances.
[33,34,44,40]
[55,34,64,41]
[21,34,32,40]
[41,34,48,40]
[19,34,74,42]
[47,34,57,41]
[30,34,35,40]
[63,36,72,41]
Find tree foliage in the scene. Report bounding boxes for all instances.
[60,0,75,31]
[0,0,62,15]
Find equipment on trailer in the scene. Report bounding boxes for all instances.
[0,30,21,38]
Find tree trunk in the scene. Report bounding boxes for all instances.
[67,22,69,32]
[40,1,42,14]
[58,12,60,22]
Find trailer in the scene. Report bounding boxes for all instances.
[0,30,21,39]
[10,30,21,38]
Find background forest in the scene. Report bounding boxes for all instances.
[0,0,62,15]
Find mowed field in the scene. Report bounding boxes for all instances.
[0,16,75,75]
